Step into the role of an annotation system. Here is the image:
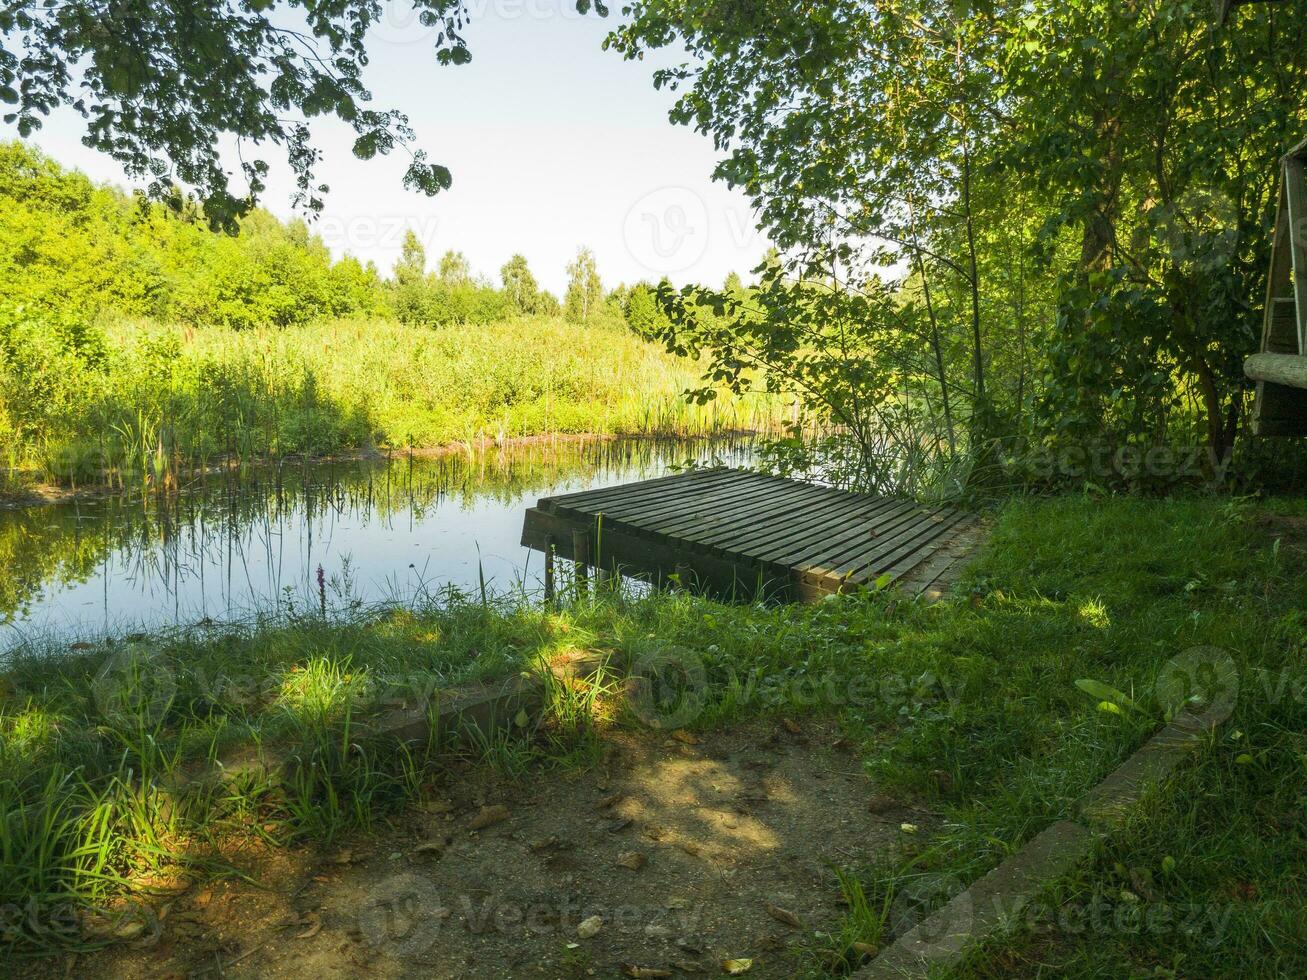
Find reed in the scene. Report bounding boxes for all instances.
[0,314,789,490]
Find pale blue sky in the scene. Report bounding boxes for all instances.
[16,2,770,295]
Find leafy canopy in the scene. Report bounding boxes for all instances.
[0,0,609,228]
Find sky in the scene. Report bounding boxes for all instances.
[16,1,771,296]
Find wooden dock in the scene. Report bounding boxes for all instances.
[520,468,982,602]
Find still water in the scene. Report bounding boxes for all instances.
[0,438,755,647]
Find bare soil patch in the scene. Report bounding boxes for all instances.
[50,720,929,980]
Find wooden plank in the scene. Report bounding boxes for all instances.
[894,518,982,597]
[810,507,958,583]
[709,493,904,559]
[1285,156,1307,353]
[845,510,973,584]
[562,467,754,512]
[773,499,937,569]
[754,497,924,567]
[752,499,925,567]
[571,471,808,527]
[543,467,737,513]
[645,478,839,542]
[538,467,719,511]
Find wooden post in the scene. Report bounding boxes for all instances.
[543,534,556,606]
[1285,155,1307,353]
[572,529,591,598]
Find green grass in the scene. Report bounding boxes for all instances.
[1,493,1303,973]
[0,313,785,488]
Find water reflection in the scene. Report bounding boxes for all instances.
[0,437,754,645]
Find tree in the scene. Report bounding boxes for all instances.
[394,231,428,286]
[0,1,611,228]
[500,254,540,313]
[612,0,1307,488]
[623,282,670,337]
[1002,1,1307,468]
[564,247,603,323]
[611,0,1007,490]
[437,249,473,286]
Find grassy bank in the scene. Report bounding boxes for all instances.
[2,494,1304,974]
[0,313,783,490]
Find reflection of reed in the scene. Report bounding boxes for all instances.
[0,437,756,635]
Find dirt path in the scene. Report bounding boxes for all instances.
[52,721,930,980]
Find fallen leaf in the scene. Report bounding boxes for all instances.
[295,911,322,940]
[468,804,510,831]
[577,915,604,939]
[622,966,672,978]
[763,903,801,928]
[721,958,753,975]
[616,851,648,871]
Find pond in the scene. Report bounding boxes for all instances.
[0,437,756,648]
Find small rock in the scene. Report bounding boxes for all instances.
[468,804,510,831]
[413,840,446,858]
[866,794,898,814]
[762,902,801,928]
[616,851,648,871]
[596,791,625,810]
[622,966,672,978]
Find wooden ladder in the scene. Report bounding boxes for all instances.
[1249,139,1307,436]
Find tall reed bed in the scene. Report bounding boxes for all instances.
[0,314,787,488]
